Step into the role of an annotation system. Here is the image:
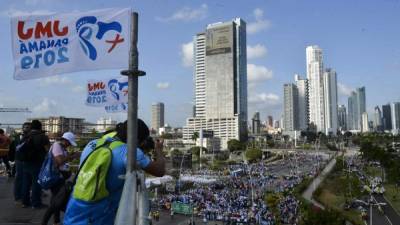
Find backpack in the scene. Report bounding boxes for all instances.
[38,148,63,189]
[72,137,124,202]
[16,135,35,161]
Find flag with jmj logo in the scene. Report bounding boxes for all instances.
[86,76,128,113]
[11,8,131,80]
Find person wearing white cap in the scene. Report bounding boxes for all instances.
[41,132,80,225]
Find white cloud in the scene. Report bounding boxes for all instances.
[338,83,353,96]
[39,76,72,87]
[247,8,272,34]
[157,82,170,89]
[181,41,194,67]
[247,64,273,82]
[249,92,280,105]
[33,98,57,114]
[71,85,85,93]
[157,4,208,22]
[247,44,267,59]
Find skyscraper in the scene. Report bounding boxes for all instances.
[306,45,325,132]
[362,112,369,133]
[382,104,392,131]
[338,105,347,131]
[252,112,261,135]
[347,87,366,131]
[283,83,299,131]
[357,87,367,125]
[294,74,309,131]
[267,115,273,128]
[323,68,338,134]
[374,106,383,132]
[183,18,248,149]
[151,102,164,132]
[392,102,400,134]
[194,33,206,118]
[347,91,358,130]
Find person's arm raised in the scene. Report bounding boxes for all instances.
[143,139,166,177]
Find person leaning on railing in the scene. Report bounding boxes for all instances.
[63,119,165,225]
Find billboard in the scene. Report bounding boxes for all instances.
[206,24,232,56]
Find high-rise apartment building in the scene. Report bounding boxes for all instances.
[374,106,383,132]
[267,116,273,128]
[194,33,206,118]
[283,83,299,131]
[362,112,369,133]
[251,112,261,135]
[294,74,309,131]
[151,102,165,132]
[183,18,248,149]
[306,45,325,132]
[347,87,366,131]
[96,117,117,133]
[29,116,85,137]
[358,87,367,122]
[382,104,392,131]
[338,105,347,131]
[323,68,338,134]
[392,102,400,134]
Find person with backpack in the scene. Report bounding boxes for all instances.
[63,119,166,225]
[41,132,79,225]
[21,120,50,208]
[13,122,31,203]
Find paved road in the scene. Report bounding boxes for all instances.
[302,156,337,209]
[365,194,400,225]
[0,176,48,225]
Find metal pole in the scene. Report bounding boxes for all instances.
[115,12,146,225]
[127,12,139,173]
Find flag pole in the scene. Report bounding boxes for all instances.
[115,11,146,225]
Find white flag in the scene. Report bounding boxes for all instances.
[11,8,131,80]
[86,76,128,113]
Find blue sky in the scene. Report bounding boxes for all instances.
[0,0,399,127]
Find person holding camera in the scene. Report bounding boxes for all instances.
[63,119,165,225]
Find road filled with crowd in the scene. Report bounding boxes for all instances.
[154,152,331,225]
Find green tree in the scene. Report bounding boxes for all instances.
[191,132,199,142]
[245,148,262,163]
[160,133,173,139]
[190,146,207,158]
[170,149,182,157]
[227,139,244,152]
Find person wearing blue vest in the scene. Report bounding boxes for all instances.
[63,119,165,225]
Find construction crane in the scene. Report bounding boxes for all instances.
[0,107,31,126]
[0,108,31,113]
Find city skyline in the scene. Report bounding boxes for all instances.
[0,1,399,127]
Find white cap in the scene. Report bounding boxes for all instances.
[62,132,77,147]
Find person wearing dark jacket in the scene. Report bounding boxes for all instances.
[13,122,31,203]
[21,120,50,208]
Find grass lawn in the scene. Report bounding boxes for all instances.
[365,165,383,178]
[313,161,365,225]
[316,189,364,225]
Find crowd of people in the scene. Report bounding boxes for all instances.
[155,155,328,225]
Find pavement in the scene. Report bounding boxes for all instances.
[0,176,49,225]
[302,156,337,209]
[366,194,400,225]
